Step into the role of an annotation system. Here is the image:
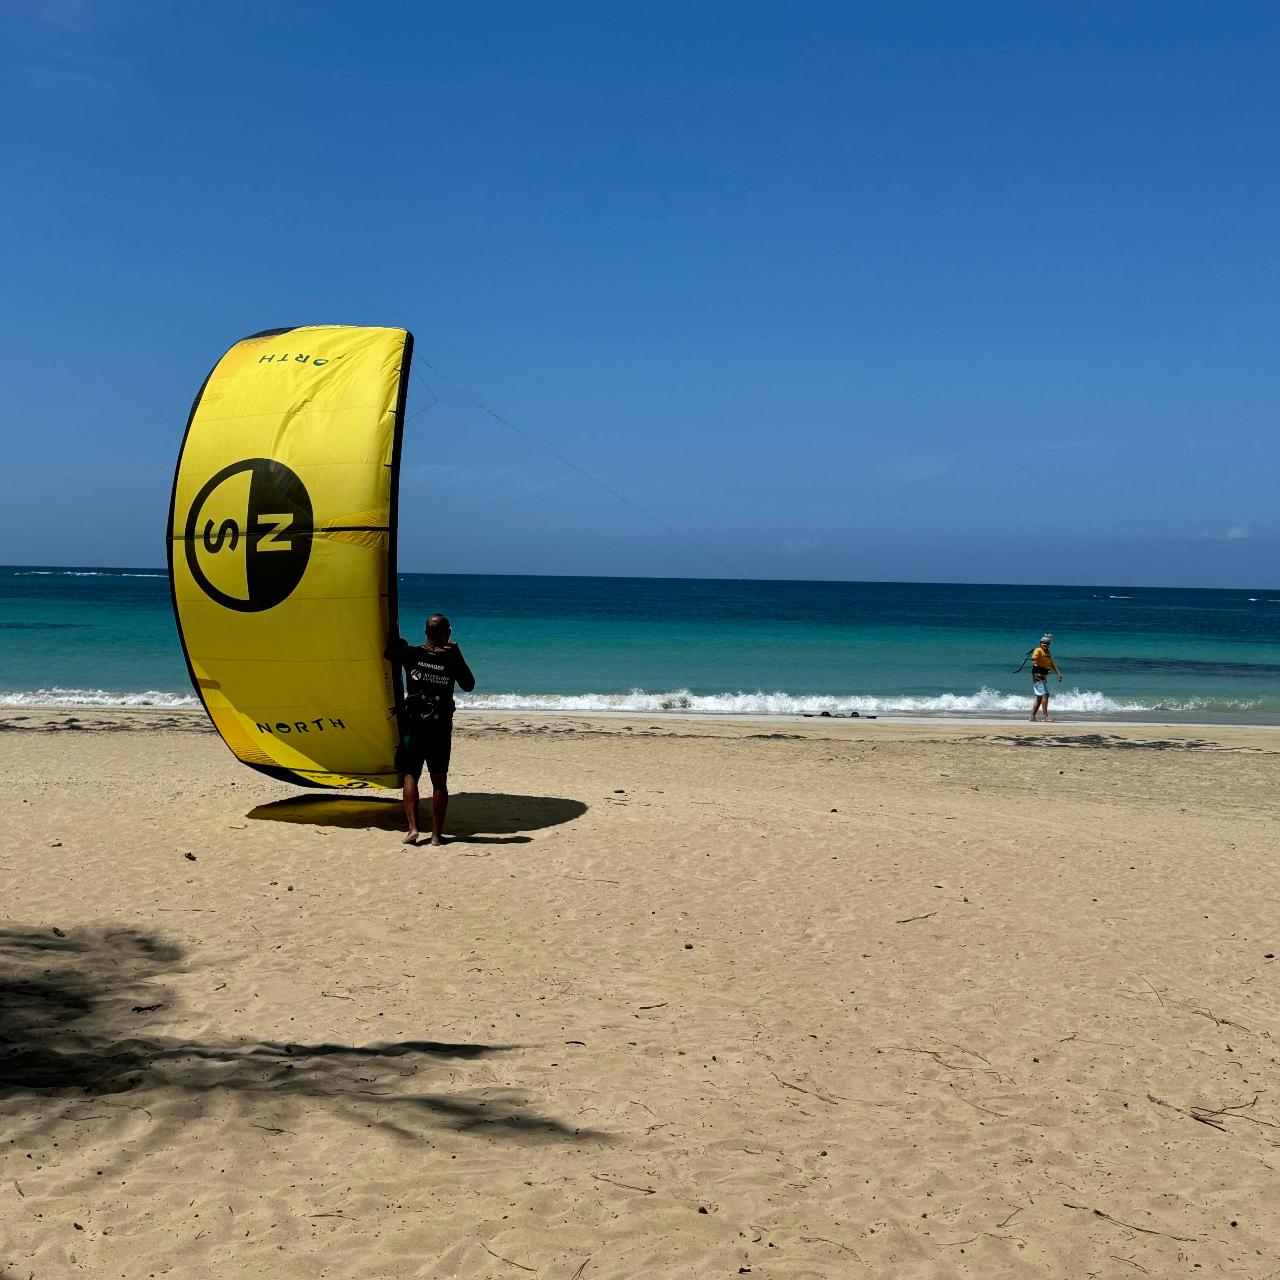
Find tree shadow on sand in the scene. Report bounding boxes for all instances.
[0,924,606,1147]
[247,792,588,844]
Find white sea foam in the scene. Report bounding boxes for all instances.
[11,570,165,578]
[459,687,1262,717]
[0,688,198,708]
[0,686,1262,717]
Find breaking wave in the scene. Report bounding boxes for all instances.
[0,688,199,708]
[0,686,1266,718]
[459,687,1264,717]
[9,569,165,578]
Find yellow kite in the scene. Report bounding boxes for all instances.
[168,325,413,788]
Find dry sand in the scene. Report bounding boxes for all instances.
[2,707,1278,1279]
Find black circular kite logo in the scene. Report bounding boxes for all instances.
[185,459,313,612]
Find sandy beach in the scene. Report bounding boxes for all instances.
[2,707,1278,1279]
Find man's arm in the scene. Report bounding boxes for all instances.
[384,635,409,662]
[450,644,476,693]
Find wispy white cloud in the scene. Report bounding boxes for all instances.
[11,60,129,98]
[9,0,100,36]
[1192,525,1251,542]
[893,438,1094,486]
[7,3,135,101]
[1040,438,1097,453]
[899,454,950,482]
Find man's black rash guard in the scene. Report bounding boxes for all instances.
[386,639,469,725]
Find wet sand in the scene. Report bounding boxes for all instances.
[2,708,1278,1278]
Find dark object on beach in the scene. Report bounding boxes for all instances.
[50,841,62,847]
[684,943,693,949]
[52,927,66,938]
[614,789,625,794]
[184,851,197,861]
[131,1003,165,1014]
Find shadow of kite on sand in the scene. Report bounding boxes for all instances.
[248,791,588,844]
[0,924,606,1148]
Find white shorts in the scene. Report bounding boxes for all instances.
[1032,679,1047,697]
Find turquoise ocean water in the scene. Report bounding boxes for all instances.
[2,566,1278,723]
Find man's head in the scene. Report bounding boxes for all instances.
[1040,633,1052,648]
[425,613,451,645]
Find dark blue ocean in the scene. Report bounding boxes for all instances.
[2,566,1278,722]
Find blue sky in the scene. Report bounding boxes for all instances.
[2,1,1276,587]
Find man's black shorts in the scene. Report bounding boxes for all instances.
[395,722,452,780]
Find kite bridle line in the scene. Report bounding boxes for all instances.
[405,358,743,579]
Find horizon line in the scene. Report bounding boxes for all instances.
[2,562,1276,595]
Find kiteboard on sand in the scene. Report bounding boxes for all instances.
[167,325,413,789]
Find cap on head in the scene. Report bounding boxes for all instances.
[1041,633,1052,646]
[426,613,450,644]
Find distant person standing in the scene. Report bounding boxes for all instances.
[386,614,476,846]
[1029,633,1063,722]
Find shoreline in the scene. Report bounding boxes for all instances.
[4,702,1278,748]
[3,697,1275,730]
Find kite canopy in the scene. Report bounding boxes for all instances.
[168,325,414,788]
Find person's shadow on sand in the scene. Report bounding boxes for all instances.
[246,792,587,845]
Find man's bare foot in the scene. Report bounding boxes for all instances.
[1043,717,1053,723]
[403,830,419,845]
[429,834,445,847]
